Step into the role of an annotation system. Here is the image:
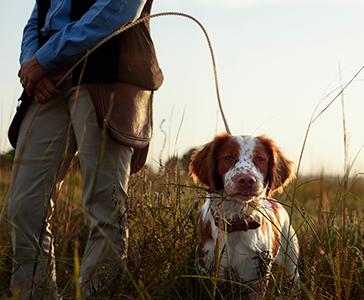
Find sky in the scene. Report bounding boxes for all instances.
[1,0,364,176]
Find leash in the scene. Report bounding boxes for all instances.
[56,11,232,135]
[21,14,231,298]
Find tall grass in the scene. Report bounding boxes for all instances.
[1,155,364,299]
[0,64,363,299]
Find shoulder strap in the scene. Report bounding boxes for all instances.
[37,0,51,46]
[142,0,153,15]
[71,0,96,21]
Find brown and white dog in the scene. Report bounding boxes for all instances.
[190,134,299,298]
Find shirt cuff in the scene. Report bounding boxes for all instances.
[35,46,75,74]
[20,52,36,65]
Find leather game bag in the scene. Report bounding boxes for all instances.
[87,83,153,173]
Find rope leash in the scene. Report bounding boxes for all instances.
[56,11,232,135]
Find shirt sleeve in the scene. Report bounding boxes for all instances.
[35,0,147,73]
[20,3,39,65]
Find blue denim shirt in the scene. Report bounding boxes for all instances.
[20,0,147,73]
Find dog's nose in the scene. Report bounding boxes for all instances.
[237,174,256,187]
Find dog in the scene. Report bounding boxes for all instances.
[189,134,300,298]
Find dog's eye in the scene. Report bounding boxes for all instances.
[224,155,233,161]
[255,156,266,163]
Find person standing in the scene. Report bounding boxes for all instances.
[7,0,163,298]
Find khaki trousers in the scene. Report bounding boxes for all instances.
[7,85,133,299]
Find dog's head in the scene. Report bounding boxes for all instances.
[189,134,294,201]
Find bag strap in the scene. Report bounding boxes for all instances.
[37,0,51,46]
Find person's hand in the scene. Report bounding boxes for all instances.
[18,57,47,96]
[34,74,62,104]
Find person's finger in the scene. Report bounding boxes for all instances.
[34,92,46,104]
[25,80,35,96]
[34,88,54,104]
[36,85,53,101]
[34,76,63,103]
[20,78,27,87]
[49,74,63,83]
[20,73,28,87]
[42,77,61,96]
[35,81,53,100]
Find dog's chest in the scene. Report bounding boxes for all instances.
[197,200,277,281]
[219,230,273,280]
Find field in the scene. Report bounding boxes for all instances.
[0,154,364,299]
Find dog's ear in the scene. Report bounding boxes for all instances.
[258,136,295,196]
[189,135,229,192]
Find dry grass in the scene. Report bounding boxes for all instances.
[1,64,364,298]
[1,158,364,299]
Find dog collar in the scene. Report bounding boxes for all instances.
[211,208,260,233]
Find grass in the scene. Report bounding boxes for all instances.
[0,64,363,299]
[0,156,364,299]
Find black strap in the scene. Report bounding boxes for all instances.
[70,0,96,21]
[37,0,51,46]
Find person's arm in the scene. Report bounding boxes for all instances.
[35,0,147,73]
[18,3,48,97]
[20,3,39,65]
[20,0,146,97]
